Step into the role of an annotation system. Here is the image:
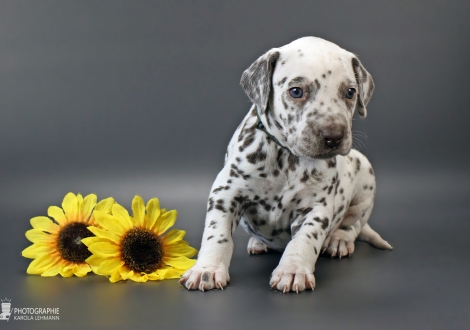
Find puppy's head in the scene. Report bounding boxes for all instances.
[240,36,374,159]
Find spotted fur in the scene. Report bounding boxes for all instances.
[180,37,391,294]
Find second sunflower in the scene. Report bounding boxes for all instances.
[82,196,197,283]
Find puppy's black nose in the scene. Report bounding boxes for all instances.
[322,126,344,149]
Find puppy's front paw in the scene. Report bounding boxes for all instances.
[269,264,315,293]
[247,237,268,254]
[180,264,230,291]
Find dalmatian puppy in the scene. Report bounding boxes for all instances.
[180,36,392,293]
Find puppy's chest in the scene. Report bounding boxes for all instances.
[240,164,337,236]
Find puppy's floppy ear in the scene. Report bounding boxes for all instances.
[240,49,280,115]
[352,57,374,118]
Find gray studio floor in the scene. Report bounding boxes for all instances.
[1,168,469,330]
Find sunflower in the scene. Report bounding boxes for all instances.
[22,193,114,277]
[82,196,197,283]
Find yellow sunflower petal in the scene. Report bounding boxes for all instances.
[145,198,161,230]
[154,210,177,235]
[165,242,198,258]
[62,193,79,221]
[147,268,168,280]
[85,255,108,273]
[97,258,124,275]
[77,193,84,206]
[47,206,67,225]
[162,229,186,245]
[109,268,123,283]
[94,197,115,214]
[87,242,120,258]
[59,263,75,277]
[162,268,186,279]
[22,243,54,259]
[112,203,134,229]
[119,267,134,280]
[94,210,126,234]
[80,194,97,222]
[131,195,145,227]
[26,254,61,275]
[74,263,92,277]
[163,256,196,269]
[86,226,120,244]
[130,272,148,282]
[30,216,59,233]
[25,229,53,243]
[40,262,62,277]
[81,236,111,247]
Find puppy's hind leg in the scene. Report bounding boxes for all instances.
[247,236,268,255]
[323,199,374,257]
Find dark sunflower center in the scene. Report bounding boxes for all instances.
[57,222,93,263]
[121,228,163,273]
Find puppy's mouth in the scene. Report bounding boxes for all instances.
[313,151,339,159]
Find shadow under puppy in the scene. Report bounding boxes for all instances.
[180,36,392,293]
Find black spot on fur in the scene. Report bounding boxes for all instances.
[282,98,288,110]
[271,228,284,236]
[207,198,214,212]
[276,148,284,169]
[327,158,337,168]
[231,164,251,180]
[300,170,309,182]
[238,120,258,152]
[313,217,329,230]
[355,158,361,174]
[299,207,313,216]
[318,197,327,207]
[340,225,352,231]
[212,186,225,194]
[207,235,214,240]
[217,238,229,244]
[287,153,299,171]
[246,142,267,164]
[314,79,321,91]
[278,77,287,86]
[202,272,210,282]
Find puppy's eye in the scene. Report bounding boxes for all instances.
[289,87,304,98]
[345,88,356,99]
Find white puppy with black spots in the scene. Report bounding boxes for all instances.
[180,36,392,293]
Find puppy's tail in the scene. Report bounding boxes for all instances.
[358,224,393,250]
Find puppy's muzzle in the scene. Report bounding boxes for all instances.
[321,124,345,149]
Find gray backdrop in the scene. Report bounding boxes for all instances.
[1,1,469,329]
